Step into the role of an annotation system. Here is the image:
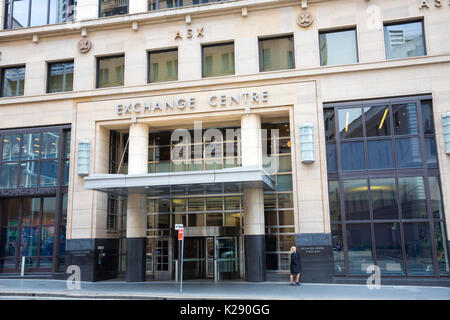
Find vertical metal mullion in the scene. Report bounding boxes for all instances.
[27,0,32,27]
[46,0,50,25]
[417,98,440,276]
[52,128,65,273]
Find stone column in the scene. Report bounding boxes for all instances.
[241,114,266,282]
[126,122,149,282]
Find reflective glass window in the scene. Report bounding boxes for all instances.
[341,141,365,171]
[30,0,48,26]
[424,137,437,168]
[421,100,434,134]
[320,29,358,66]
[259,36,294,72]
[1,66,25,97]
[19,161,38,188]
[39,160,58,186]
[365,105,391,137]
[384,21,425,60]
[48,61,74,93]
[202,43,235,78]
[331,224,345,274]
[346,224,374,275]
[403,223,434,275]
[370,178,399,220]
[367,140,394,170]
[343,179,369,221]
[0,162,18,189]
[374,223,404,275]
[40,226,55,256]
[338,108,363,139]
[100,0,128,17]
[429,177,444,219]
[398,177,428,219]
[395,137,423,168]
[324,109,336,142]
[393,103,418,135]
[22,133,41,160]
[41,131,60,159]
[326,144,337,173]
[434,222,450,276]
[328,181,341,222]
[148,49,178,83]
[97,55,125,88]
[2,135,21,161]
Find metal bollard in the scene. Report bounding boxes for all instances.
[214,259,218,283]
[21,256,25,277]
[175,260,178,282]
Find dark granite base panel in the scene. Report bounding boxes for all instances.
[125,237,146,282]
[244,235,266,282]
[65,238,119,282]
[295,233,333,284]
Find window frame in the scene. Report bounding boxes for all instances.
[96,54,125,89]
[383,18,427,60]
[318,26,359,67]
[46,59,75,94]
[258,34,295,72]
[4,0,76,29]
[147,47,179,84]
[324,95,448,278]
[0,65,26,98]
[201,41,235,79]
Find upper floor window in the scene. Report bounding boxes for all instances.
[97,54,125,88]
[47,60,74,93]
[259,35,295,72]
[148,49,178,83]
[99,0,128,17]
[4,0,76,29]
[202,42,235,78]
[1,66,25,97]
[148,0,229,11]
[384,20,426,60]
[319,28,358,66]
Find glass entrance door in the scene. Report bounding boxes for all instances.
[183,237,206,279]
[216,237,239,280]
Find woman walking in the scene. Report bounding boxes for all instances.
[290,246,302,286]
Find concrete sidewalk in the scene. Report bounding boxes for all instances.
[0,279,449,300]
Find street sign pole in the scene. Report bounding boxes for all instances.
[178,227,184,295]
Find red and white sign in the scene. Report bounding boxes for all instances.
[178,228,184,240]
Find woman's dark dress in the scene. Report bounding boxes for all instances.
[290,252,302,275]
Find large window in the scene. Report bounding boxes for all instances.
[202,42,235,78]
[259,35,295,72]
[384,20,426,60]
[0,126,70,273]
[325,96,449,277]
[319,28,358,66]
[4,0,76,29]
[148,49,178,83]
[97,55,125,88]
[1,66,25,97]
[47,60,74,93]
[99,0,128,17]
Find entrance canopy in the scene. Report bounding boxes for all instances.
[83,166,274,197]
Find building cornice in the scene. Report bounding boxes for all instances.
[0,53,448,106]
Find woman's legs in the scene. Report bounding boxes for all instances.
[290,274,294,284]
[296,273,300,283]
